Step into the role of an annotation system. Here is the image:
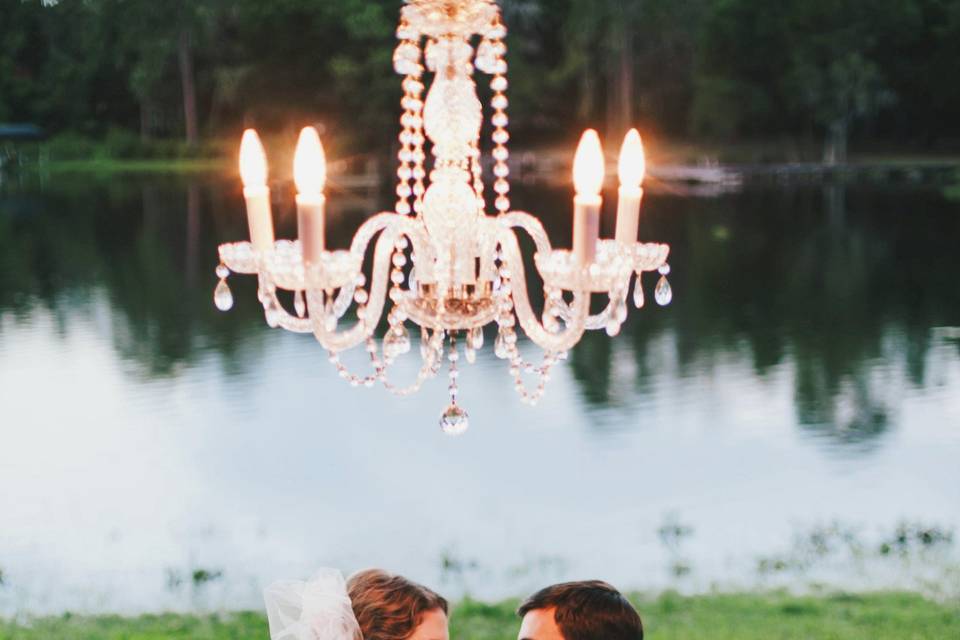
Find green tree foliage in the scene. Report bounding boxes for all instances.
[692,0,956,158]
[1,0,958,157]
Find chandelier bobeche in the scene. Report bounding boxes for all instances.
[213,0,673,434]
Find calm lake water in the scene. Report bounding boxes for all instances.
[1,171,959,615]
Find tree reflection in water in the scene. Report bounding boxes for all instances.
[1,174,958,454]
[543,179,960,453]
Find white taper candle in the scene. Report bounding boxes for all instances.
[239,129,275,253]
[294,127,328,265]
[572,129,605,266]
[615,129,645,246]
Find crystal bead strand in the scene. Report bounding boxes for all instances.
[508,352,557,405]
[382,328,443,397]
[493,250,519,360]
[439,331,469,435]
[384,237,412,363]
[488,31,511,214]
[324,281,381,388]
[408,77,427,216]
[496,243,560,404]
[393,29,422,216]
[396,98,414,216]
[327,346,379,388]
[447,332,460,404]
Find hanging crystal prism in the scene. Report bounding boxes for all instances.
[294,290,306,318]
[655,275,673,306]
[214,278,233,311]
[633,275,645,308]
[494,330,511,359]
[468,326,484,350]
[265,300,281,328]
[605,317,621,337]
[440,403,469,435]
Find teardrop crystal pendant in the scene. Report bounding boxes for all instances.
[440,403,469,436]
[294,290,306,318]
[494,331,510,359]
[633,277,645,308]
[214,279,233,311]
[655,275,673,306]
[605,318,621,337]
[265,301,281,328]
[468,326,484,350]
[420,329,435,362]
[616,299,628,323]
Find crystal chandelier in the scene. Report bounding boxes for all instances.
[213,0,673,434]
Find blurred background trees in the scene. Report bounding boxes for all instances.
[1,0,958,158]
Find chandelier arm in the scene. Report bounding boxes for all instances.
[554,294,621,331]
[312,227,399,352]
[497,228,589,352]
[497,211,554,256]
[348,212,398,254]
[349,213,437,283]
[308,213,442,351]
[256,274,315,333]
[332,283,357,319]
[497,211,615,333]
[325,213,400,319]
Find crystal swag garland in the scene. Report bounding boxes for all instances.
[214,0,672,434]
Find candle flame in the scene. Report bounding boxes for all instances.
[573,129,605,198]
[294,126,327,196]
[239,129,268,188]
[618,129,645,189]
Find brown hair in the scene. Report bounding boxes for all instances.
[517,580,643,640]
[347,569,448,640]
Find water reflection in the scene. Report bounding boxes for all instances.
[1,173,959,613]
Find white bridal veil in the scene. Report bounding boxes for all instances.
[264,569,364,640]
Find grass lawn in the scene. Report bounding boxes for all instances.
[2,591,958,639]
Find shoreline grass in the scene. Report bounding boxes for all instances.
[2,591,958,639]
[41,158,230,174]
[9,129,959,178]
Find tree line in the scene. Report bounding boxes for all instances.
[2,0,959,161]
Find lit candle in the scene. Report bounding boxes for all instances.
[615,129,646,246]
[572,129,605,265]
[239,129,275,252]
[294,126,327,265]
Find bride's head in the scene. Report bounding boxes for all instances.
[347,569,449,640]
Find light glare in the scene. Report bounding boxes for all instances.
[239,129,268,188]
[573,129,605,198]
[294,127,327,196]
[618,129,645,189]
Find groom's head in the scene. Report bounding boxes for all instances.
[517,581,643,640]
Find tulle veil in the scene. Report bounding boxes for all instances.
[263,568,363,640]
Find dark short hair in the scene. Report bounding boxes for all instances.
[347,569,448,640]
[517,581,643,640]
